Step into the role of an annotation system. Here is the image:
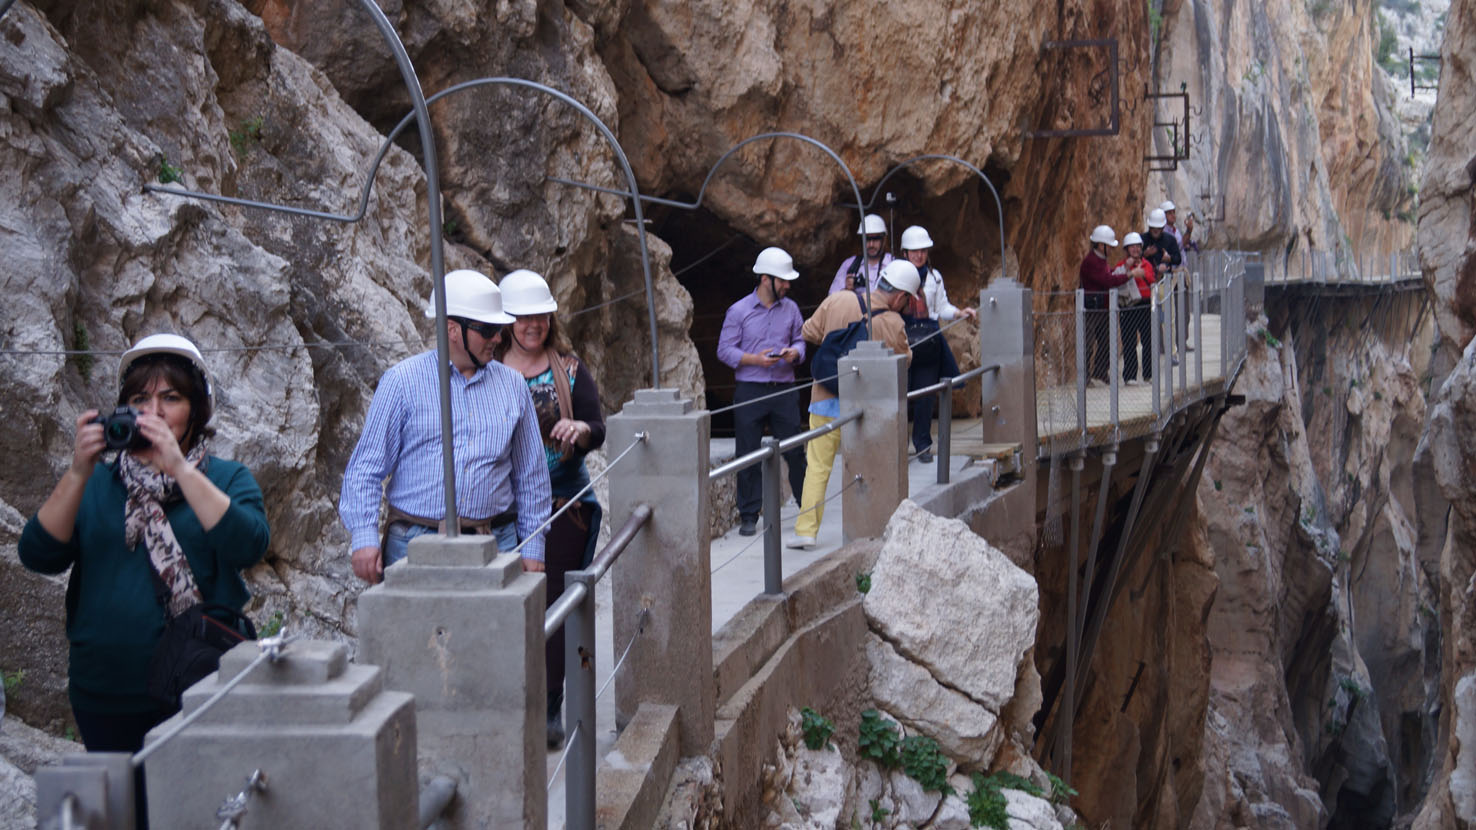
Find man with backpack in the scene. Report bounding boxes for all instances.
[826,213,894,294]
[788,259,920,550]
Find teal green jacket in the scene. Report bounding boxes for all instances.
[19,457,270,714]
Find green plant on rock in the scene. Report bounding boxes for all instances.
[966,772,1010,829]
[156,155,183,184]
[1259,327,1282,348]
[2,669,24,696]
[229,115,265,156]
[800,707,835,750]
[855,570,872,594]
[259,609,285,638]
[1046,771,1078,805]
[869,798,889,824]
[899,734,951,794]
[857,709,901,768]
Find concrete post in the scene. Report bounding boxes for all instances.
[357,536,545,829]
[839,340,908,543]
[142,640,415,830]
[978,281,1039,559]
[34,753,134,830]
[607,389,713,755]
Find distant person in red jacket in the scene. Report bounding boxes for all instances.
[1114,232,1156,385]
[1079,225,1131,386]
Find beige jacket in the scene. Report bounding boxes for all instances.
[801,290,912,403]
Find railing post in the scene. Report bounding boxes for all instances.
[1151,284,1162,420]
[356,535,544,829]
[142,641,416,829]
[35,754,135,830]
[563,570,599,830]
[936,379,953,485]
[839,340,908,543]
[1075,289,1087,441]
[1193,280,1204,388]
[1108,289,1120,428]
[760,436,783,595]
[606,389,713,753]
[978,280,1038,556]
[1177,275,1188,391]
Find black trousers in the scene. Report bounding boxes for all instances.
[543,501,599,712]
[1121,304,1152,381]
[732,381,806,521]
[907,340,943,453]
[73,706,173,829]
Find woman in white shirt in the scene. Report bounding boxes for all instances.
[899,226,976,461]
[901,226,978,323]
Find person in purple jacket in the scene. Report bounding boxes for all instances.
[717,247,808,536]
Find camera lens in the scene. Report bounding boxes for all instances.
[106,421,133,443]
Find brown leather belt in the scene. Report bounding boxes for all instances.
[384,504,517,538]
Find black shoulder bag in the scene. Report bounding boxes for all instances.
[145,570,256,712]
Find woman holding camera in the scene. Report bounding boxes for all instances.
[495,270,605,749]
[19,334,269,769]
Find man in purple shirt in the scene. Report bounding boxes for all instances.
[827,214,895,294]
[718,247,808,536]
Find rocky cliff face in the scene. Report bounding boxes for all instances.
[1154,0,1416,259]
[0,0,1464,826]
[1412,0,1476,824]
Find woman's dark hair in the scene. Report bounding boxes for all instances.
[493,312,573,360]
[117,354,214,450]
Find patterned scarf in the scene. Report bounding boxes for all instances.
[120,441,209,616]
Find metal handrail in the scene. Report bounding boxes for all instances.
[543,505,653,639]
[707,400,865,481]
[905,363,1000,401]
[417,775,457,829]
[511,432,647,556]
[133,631,299,767]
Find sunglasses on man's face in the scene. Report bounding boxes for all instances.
[459,320,503,339]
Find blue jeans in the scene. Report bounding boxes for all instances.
[383,521,520,568]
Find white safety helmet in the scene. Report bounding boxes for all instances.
[857,214,887,236]
[429,269,514,324]
[119,333,212,401]
[1159,200,1176,214]
[500,269,559,316]
[1122,232,1144,247]
[1089,225,1119,246]
[1147,209,1167,229]
[879,259,921,297]
[752,247,800,281]
[899,226,934,251]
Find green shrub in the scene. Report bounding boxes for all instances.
[855,570,872,594]
[899,735,951,793]
[966,773,1009,829]
[800,707,834,750]
[857,709,901,768]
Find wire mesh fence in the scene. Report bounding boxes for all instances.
[1034,254,1251,457]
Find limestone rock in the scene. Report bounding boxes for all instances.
[864,500,1038,711]
[865,634,1003,764]
[888,769,942,828]
[925,792,973,830]
[0,753,34,830]
[1452,673,1476,821]
[1001,788,1062,830]
[779,746,851,829]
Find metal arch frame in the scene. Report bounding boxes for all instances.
[147,76,663,390]
[145,0,467,532]
[136,0,669,526]
[859,153,1010,282]
[549,131,873,337]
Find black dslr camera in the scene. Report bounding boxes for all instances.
[93,406,151,451]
